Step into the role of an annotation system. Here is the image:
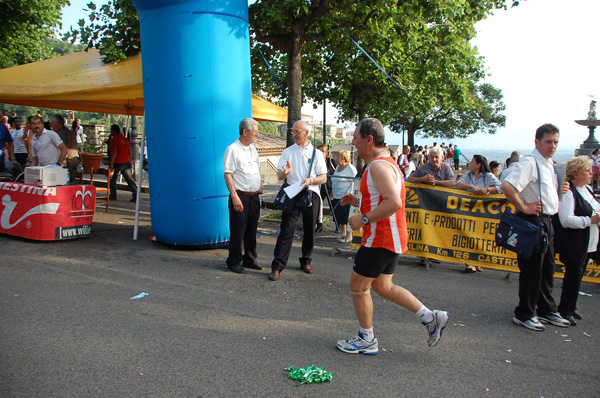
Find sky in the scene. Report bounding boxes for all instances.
[60,0,599,151]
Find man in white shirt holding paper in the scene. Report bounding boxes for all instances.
[269,120,327,281]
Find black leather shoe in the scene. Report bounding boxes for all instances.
[562,314,577,326]
[227,263,245,274]
[268,270,280,281]
[573,310,583,320]
[244,263,262,270]
[300,264,314,274]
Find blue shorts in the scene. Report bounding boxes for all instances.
[353,246,398,278]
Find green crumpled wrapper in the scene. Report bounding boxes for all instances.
[285,365,332,385]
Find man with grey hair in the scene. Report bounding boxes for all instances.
[336,118,448,354]
[500,150,523,181]
[223,118,263,274]
[407,146,456,187]
[268,120,327,281]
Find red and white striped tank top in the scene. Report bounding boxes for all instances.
[359,155,408,254]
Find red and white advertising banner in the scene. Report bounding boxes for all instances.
[0,182,96,241]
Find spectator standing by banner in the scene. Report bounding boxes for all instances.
[554,156,600,326]
[407,146,456,187]
[396,145,410,180]
[500,123,571,332]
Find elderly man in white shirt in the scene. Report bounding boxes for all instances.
[223,118,264,274]
[501,123,571,332]
[268,120,327,281]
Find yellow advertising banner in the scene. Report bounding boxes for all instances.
[402,182,600,284]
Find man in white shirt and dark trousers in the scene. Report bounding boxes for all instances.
[501,123,571,331]
[269,120,327,281]
[223,118,264,274]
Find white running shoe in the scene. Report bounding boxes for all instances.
[337,332,379,355]
[512,316,545,331]
[423,310,449,347]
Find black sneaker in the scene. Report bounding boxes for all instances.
[227,263,245,274]
[573,310,583,320]
[537,312,570,327]
[109,195,117,200]
[560,313,577,326]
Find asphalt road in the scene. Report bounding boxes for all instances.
[1,199,599,397]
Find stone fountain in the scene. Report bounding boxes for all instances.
[576,100,600,156]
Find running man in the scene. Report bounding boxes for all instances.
[336,118,449,355]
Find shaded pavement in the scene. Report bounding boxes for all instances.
[1,187,599,397]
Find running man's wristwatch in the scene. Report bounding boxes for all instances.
[361,215,370,225]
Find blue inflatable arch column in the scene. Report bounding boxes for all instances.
[130,0,252,246]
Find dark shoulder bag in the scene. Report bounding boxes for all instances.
[495,158,548,259]
[294,148,316,210]
[273,148,316,213]
[273,181,293,213]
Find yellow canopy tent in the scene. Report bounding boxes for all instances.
[0,49,287,122]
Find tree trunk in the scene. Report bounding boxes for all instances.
[286,35,303,147]
[355,97,366,171]
[408,127,417,148]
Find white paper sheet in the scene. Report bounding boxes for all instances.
[283,180,306,199]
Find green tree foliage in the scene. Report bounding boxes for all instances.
[250,0,384,146]
[300,1,508,146]
[389,82,506,146]
[62,0,516,147]
[0,0,70,68]
[63,0,140,63]
[45,37,85,56]
[257,121,281,136]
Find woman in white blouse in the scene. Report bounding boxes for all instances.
[331,150,357,244]
[456,155,501,195]
[554,156,600,326]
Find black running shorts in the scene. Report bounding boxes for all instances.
[353,246,399,278]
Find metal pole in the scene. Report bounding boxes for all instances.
[322,99,326,146]
[130,116,139,170]
[133,115,146,240]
